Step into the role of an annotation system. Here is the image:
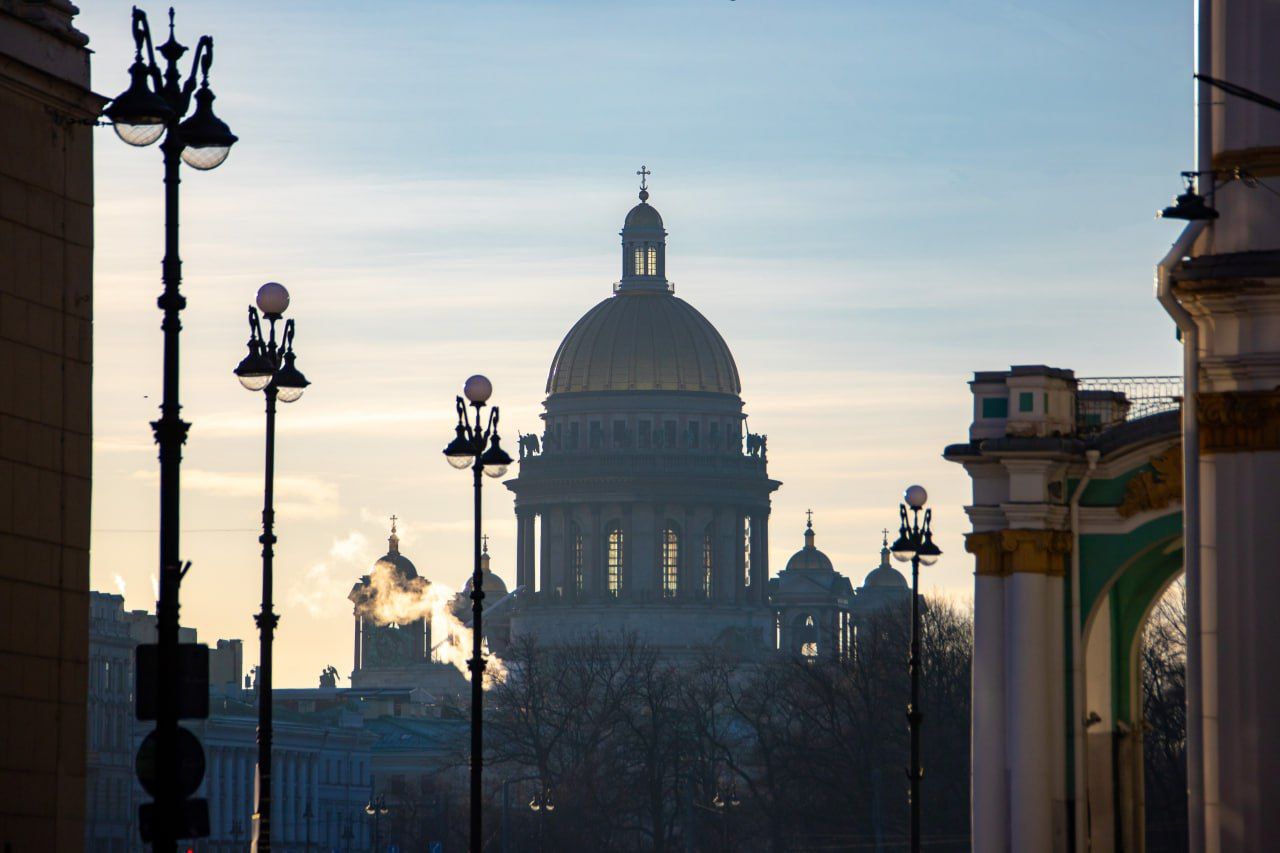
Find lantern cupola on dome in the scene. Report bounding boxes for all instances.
[619,165,668,291]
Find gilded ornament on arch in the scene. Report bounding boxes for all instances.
[1117,445,1183,518]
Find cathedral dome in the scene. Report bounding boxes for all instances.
[373,518,418,580]
[546,293,741,395]
[783,520,835,574]
[624,201,664,232]
[862,537,908,589]
[545,182,742,397]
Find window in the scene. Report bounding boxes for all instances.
[590,421,603,449]
[613,420,628,448]
[664,421,677,449]
[607,526,624,597]
[800,614,818,658]
[571,524,584,594]
[639,419,651,449]
[981,397,1008,418]
[702,527,714,598]
[744,517,753,587]
[688,421,700,449]
[634,247,645,276]
[710,421,721,449]
[1019,392,1034,413]
[647,246,657,275]
[568,422,580,450]
[661,526,680,598]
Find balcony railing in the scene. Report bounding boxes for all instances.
[1075,375,1181,437]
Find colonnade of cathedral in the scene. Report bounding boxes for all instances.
[513,504,771,603]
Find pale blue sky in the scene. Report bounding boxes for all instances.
[81,0,1193,685]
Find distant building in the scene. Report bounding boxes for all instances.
[0,3,103,849]
[770,518,910,661]
[349,520,468,699]
[86,593,380,852]
[505,184,779,657]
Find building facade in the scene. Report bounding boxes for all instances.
[0,3,102,849]
[506,186,780,656]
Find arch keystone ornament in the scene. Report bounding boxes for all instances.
[1117,446,1183,518]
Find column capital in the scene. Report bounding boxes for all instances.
[1199,390,1280,452]
[966,529,1071,577]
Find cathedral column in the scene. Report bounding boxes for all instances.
[538,512,551,596]
[353,613,361,674]
[549,506,568,596]
[733,510,746,605]
[680,505,694,599]
[517,509,536,591]
[632,503,657,596]
[586,506,602,598]
[515,509,527,589]
[748,512,766,604]
[623,505,636,598]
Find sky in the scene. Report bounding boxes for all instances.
[80,0,1194,687]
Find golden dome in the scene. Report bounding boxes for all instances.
[546,290,742,396]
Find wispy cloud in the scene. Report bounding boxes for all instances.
[289,530,370,619]
[130,468,341,520]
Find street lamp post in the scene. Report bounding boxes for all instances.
[103,7,237,851]
[365,793,389,852]
[442,375,514,853]
[501,776,544,853]
[889,484,942,853]
[233,282,310,852]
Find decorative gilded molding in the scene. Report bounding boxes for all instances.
[1118,446,1183,518]
[1212,146,1280,179]
[965,529,1071,577]
[966,532,1005,577]
[1198,390,1280,453]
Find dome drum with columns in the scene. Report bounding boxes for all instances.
[506,178,780,655]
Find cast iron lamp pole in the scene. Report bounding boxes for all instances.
[889,484,942,853]
[365,794,389,852]
[442,375,514,853]
[233,282,310,852]
[103,7,237,851]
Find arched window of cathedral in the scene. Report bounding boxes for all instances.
[661,524,680,598]
[571,524,584,594]
[702,525,714,598]
[801,614,819,658]
[607,525,624,597]
[646,245,657,275]
[633,247,645,277]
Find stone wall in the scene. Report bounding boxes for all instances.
[0,4,101,849]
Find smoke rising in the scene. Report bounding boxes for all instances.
[356,559,506,686]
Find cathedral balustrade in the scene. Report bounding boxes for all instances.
[521,587,733,607]
[515,448,767,475]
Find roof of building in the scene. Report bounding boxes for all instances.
[862,536,908,589]
[783,519,835,574]
[544,191,741,397]
[623,200,664,231]
[546,292,741,395]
